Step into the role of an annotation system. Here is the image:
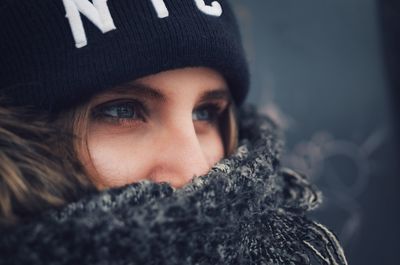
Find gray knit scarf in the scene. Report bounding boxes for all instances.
[0,105,348,265]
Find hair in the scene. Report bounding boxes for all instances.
[221,103,239,156]
[0,104,94,226]
[0,97,238,225]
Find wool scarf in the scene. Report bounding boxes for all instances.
[0,105,347,265]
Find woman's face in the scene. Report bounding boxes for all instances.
[80,67,230,189]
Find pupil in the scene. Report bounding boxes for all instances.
[195,109,209,120]
[117,104,134,118]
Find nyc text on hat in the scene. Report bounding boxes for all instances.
[63,0,223,48]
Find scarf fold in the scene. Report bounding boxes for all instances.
[0,105,348,265]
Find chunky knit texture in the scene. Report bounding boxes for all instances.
[0,105,347,265]
[0,0,249,111]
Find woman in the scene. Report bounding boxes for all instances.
[0,0,347,264]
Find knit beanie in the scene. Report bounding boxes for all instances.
[0,0,249,112]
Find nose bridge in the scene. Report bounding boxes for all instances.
[151,118,209,188]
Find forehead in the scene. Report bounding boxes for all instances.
[133,67,228,94]
[92,67,230,103]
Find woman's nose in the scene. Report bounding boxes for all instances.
[149,122,211,188]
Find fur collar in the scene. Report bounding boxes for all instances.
[0,105,347,265]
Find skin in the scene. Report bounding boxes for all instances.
[81,67,230,189]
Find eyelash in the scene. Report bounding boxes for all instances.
[90,100,226,127]
[91,99,148,126]
[192,104,224,123]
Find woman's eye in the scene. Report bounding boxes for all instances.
[192,105,221,122]
[91,100,147,123]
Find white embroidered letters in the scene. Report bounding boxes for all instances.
[149,0,222,19]
[62,0,223,48]
[150,0,169,18]
[63,0,117,48]
[194,0,222,17]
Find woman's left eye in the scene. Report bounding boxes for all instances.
[192,105,221,122]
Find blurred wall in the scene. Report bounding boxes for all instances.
[231,1,400,264]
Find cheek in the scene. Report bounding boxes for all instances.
[85,131,147,188]
[198,127,225,166]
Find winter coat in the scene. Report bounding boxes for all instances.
[0,105,347,265]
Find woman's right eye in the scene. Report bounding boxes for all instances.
[91,100,147,124]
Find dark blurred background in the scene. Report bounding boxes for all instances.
[231,0,400,264]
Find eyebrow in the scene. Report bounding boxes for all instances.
[198,88,230,102]
[112,83,166,101]
[110,82,230,102]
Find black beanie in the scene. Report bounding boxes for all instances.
[0,0,249,112]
